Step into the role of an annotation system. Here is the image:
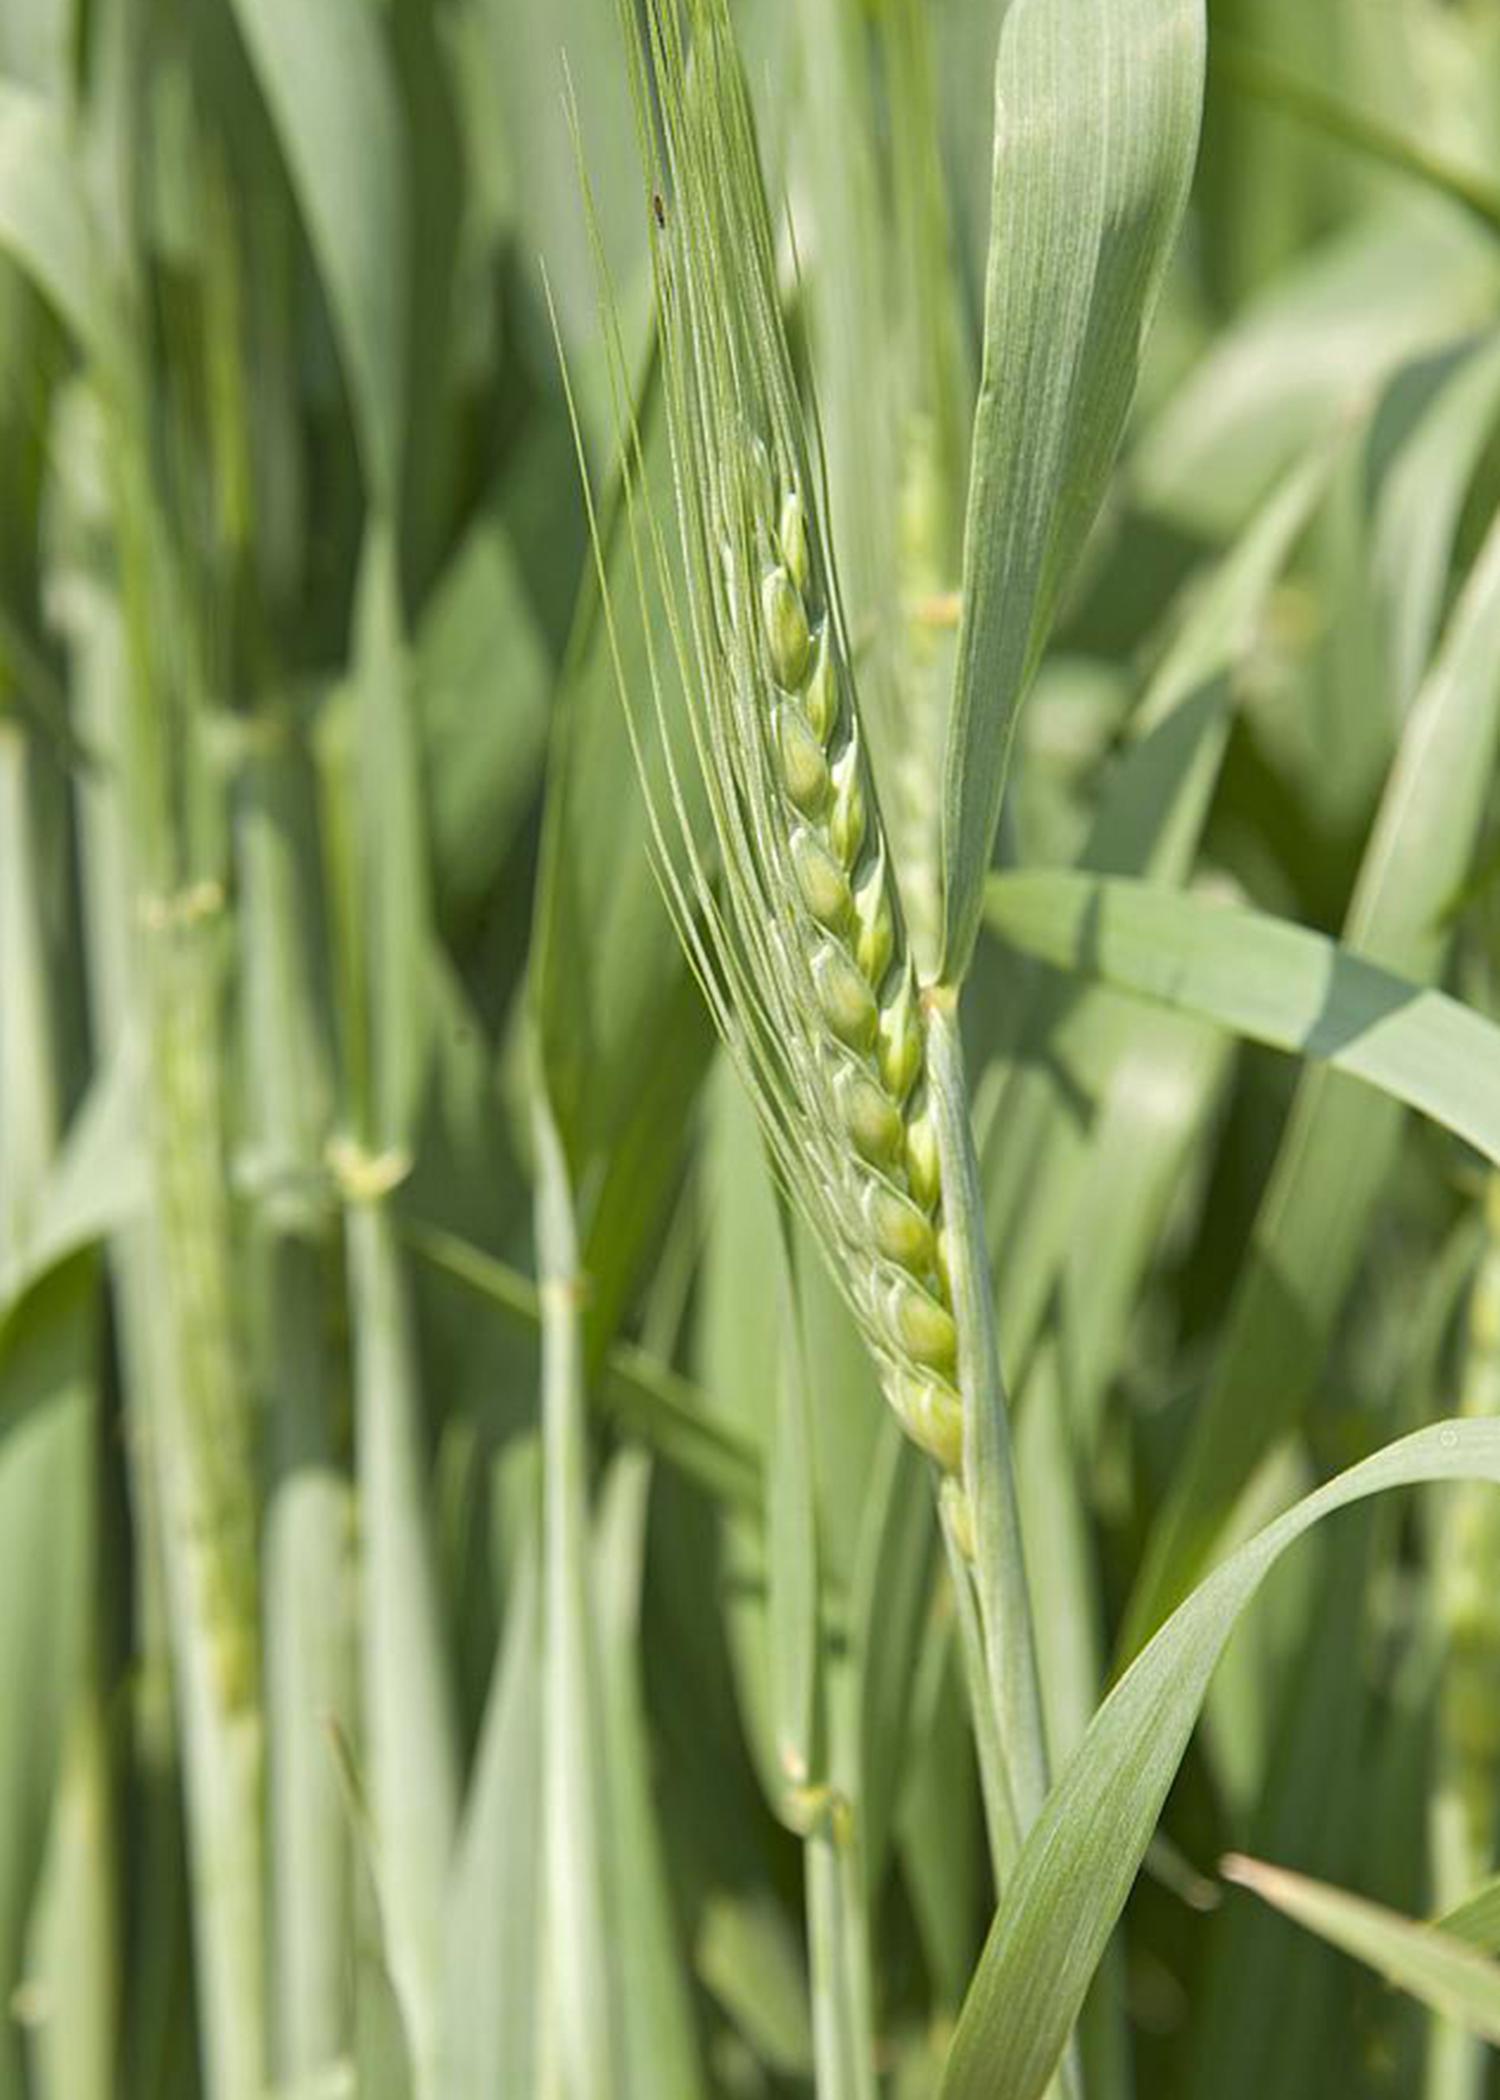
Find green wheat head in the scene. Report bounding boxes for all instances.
[583,0,964,1471]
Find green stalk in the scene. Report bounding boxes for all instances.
[140,889,266,2100]
[345,1190,458,2094]
[804,1797,877,2100]
[1428,1176,1500,2100]
[938,1508,1019,1886]
[321,520,457,2097]
[925,993,1049,1864]
[65,530,193,2100]
[0,723,109,2100]
[102,336,267,2099]
[261,1236,351,2078]
[927,995,1079,2100]
[238,739,353,2086]
[533,1086,624,2100]
[769,1253,876,2100]
[24,1700,117,2100]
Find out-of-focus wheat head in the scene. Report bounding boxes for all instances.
[566,0,963,1469]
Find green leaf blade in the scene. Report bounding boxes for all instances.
[228,0,409,506]
[940,1420,1500,2100]
[984,870,1500,1170]
[940,0,1207,980]
[1223,1855,1500,2047]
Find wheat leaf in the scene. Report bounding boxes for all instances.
[941,1420,1500,2099]
[1223,1856,1500,2046]
[985,871,1500,1170]
[228,0,408,507]
[939,0,1206,981]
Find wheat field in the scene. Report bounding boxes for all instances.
[2,0,1500,2096]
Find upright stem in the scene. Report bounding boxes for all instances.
[345,1191,457,2097]
[143,896,266,2100]
[804,1799,877,2100]
[533,1087,623,2100]
[67,557,192,2100]
[925,991,1050,1865]
[1427,1176,1500,2100]
[927,990,1082,2100]
[239,738,353,2086]
[99,336,267,2099]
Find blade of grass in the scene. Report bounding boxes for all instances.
[442,1528,543,2100]
[344,1195,458,2095]
[22,1700,116,2100]
[1015,1343,1130,2100]
[412,508,553,927]
[1057,1005,1230,1455]
[329,526,457,2099]
[984,871,1500,1169]
[846,1421,937,1894]
[940,0,1205,978]
[940,1419,1500,2100]
[1185,1515,1375,2100]
[0,1256,100,2100]
[1427,1177,1500,2100]
[1371,332,1500,715]
[228,0,409,507]
[763,1231,875,2100]
[57,472,194,2100]
[238,733,353,2090]
[897,1603,985,2014]
[593,1454,707,2099]
[1222,1855,1500,2045]
[528,356,708,1189]
[767,1260,819,1803]
[698,1067,792,1803]
[533,1083,625,2100]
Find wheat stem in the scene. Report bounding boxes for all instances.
[1428,1176,1500,2100]
[927,997,1050,1861]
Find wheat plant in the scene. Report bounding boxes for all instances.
[3,1,1500,2098]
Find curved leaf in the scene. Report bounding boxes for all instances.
[984,870,1500,1170]
[941,1419,1500,2099]
[1223,1855,1500,2046]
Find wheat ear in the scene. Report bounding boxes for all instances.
[576,0,966,1474]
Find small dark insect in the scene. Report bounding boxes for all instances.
[652,191,667,229]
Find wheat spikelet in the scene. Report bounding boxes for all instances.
[583,0,964,1470]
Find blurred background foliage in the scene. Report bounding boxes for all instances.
[1,0,1500,2096]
